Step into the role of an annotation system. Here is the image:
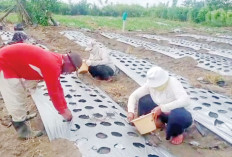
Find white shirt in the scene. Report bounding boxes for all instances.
[127,77,190,113]
[86,46,117,72]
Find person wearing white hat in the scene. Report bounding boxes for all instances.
[85,41,117,81]
[127,66,192,145]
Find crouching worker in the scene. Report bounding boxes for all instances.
[127,67,192,145]
[0,43,82,139]
[84,41,117,81]
[1,32,28,48]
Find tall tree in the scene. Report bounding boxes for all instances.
[172,0,178,7]
[206,0,232,10]
[183,0,193,7]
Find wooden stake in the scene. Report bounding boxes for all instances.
[0,7,15,22]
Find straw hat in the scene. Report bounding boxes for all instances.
[146,67,169,88]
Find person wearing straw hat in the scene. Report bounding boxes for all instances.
[0,43,82,139]
[85,41,117,81]
[127,66,192,145]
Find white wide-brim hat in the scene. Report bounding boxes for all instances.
[146,67,169,88]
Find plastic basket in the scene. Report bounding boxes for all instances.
[131,112,157,135]
[78,62,89,74]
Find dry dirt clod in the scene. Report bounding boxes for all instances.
[0,115,12,127]
[13,150,22,156]
[189,140,200,147]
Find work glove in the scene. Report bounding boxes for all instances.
[60,108,73,121]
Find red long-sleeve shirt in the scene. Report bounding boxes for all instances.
[0,43,67,114]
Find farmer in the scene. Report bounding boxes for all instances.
[0,43,82,139]
[127,67,192,145]
[85,41,117,81]
[1,32,28,48]
[11,32,28,44]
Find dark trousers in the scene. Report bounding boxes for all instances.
[138,94,192,140]
[89,65,114,80]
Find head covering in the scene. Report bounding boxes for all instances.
[146,67,169,88]
[85,41,96,51]
[67,52,82,70]
[14,23,24,31]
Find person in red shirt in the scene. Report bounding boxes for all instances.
[0,43,82,139]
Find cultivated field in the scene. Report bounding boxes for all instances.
[0,15,232,157]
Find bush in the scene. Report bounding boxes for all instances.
[149,6,168,19]
[0,0,14,11]
[54,2,70,15]
[205,11,212,22]
[147,7,188,21]
[187,8,200,23]
[211,9,227,26]
[25,0,58,26]
[226,10,232,25]
[101,4,145,17]
[197,7,210,23]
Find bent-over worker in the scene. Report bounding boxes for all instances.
[0,43,82,139]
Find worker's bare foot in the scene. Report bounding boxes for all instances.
[170,134,184,145]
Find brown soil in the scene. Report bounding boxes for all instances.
[0,25,231,157]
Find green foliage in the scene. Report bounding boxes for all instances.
[0,0,14,11]
[70,0,90,15]
[169,7,189,21]
[197,7,210,23]
[0,12,18,23]
[146,6,168,19]
[0,0,232,27]
[187,8,199,22]
[183,0,205,8]
[205,9,232,26]
[206,0,232,11]
[146,6,188,21]
[53,2,70,15]
[101,4,145,17]
[172,0,178,7]
[53,14,197,31]
[210,9,227,26]
[206,11,212,22]
[226,10,232,25]
[25,0,59,26]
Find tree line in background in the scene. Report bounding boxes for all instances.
[0,0,232,26]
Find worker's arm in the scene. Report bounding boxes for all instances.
[42,66,72,121]
[127,85,150,113]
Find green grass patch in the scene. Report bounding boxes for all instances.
[54,14,228,33]
[1,13,229,34]
[0,12,19,23]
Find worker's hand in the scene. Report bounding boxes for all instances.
[151,106,162,116]
[127,112,135,122]
[61,108,73,121]
[86,60,91,66]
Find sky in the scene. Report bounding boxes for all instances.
[60,0,188,7]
